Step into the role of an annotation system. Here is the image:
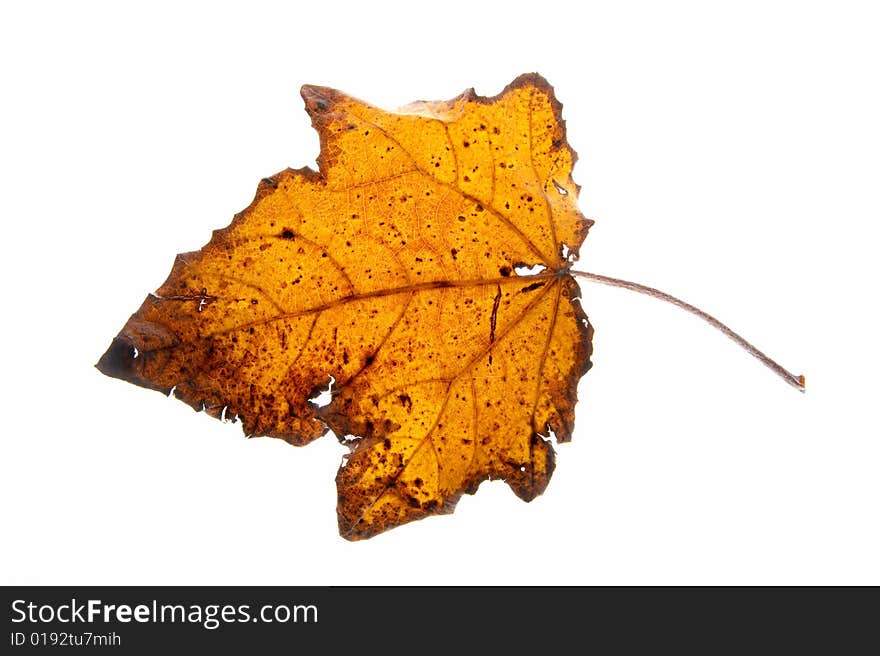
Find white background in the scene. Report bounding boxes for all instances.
[1,1,877,585]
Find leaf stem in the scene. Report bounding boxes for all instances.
[568,270,805,392]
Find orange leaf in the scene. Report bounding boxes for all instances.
[97,74,594,539]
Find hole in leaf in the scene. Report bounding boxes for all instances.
[308,375,335,408]
[552,179,568,196]
[514,263,546,276]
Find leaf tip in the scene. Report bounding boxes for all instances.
[95,336,138,383]
[300,84,339,114]
[508,71,552,92]
[96,331,172,396]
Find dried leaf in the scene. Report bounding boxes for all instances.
[98,73,594,539]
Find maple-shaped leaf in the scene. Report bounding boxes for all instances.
[97,73,594,540]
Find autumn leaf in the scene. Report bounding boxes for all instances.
[97,73,594,540]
